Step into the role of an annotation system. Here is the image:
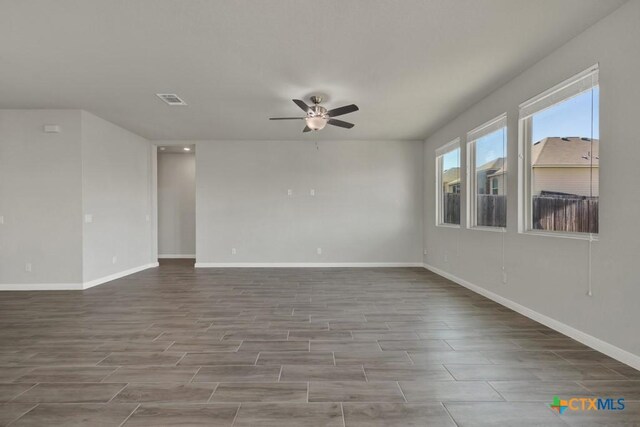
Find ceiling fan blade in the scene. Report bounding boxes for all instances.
[293,99,311,113]
[328,118,355,129]
[303,126,312,133]
[327,104,359,117]
[269,117,305,120]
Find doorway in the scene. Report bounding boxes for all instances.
[157,145,196,265]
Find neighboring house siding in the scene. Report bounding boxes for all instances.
[446,182,461,193]
[532,167,599,197]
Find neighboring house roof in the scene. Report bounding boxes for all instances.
[478,157,507,179]
[477,157,506,173]
[488,167,506,178]
[531,137,599,167]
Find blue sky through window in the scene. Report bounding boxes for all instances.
[532,87,599,143]
[442,148,459,172]
[441,87,598,172]
[442,129,505,171]
[475,128,506,167]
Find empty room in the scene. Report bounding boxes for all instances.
[1,0,639,425]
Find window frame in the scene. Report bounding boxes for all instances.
[517,65,599,240]
[466,113,508,232]
[435,138,461,228]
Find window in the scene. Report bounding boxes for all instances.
[436,139,461,226]
[491,178,499,195]
[519,66,599,235]
[467,114,507,229]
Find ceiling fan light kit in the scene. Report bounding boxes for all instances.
[270,95,359,133]
[305,115,327,131]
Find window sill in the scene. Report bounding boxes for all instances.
[520,229,598,241]
[436,223,461,229]
[468,226,506,233]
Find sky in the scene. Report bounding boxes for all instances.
[532,87,599,143]
[442,87,599,171]
[442,149,460,173]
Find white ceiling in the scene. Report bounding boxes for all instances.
[0,0,626,141]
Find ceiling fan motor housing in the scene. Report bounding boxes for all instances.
[310,105,327,118]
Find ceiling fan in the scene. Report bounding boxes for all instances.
[269,96,359,132]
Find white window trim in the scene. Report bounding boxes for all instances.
[467,113,508,143]
[435,138,461,228]
[435,137,461,157]
[468,225,506,233]
[519,65,598,119]
[466,113,507,231]
[521,228,599,241]
[517,65,599,240]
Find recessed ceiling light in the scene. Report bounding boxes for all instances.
[183,147,191,151]
[159,147,166,151]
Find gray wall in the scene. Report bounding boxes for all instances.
[81,111,154,282]
[423,0,640,357]
[158,152,196,257]
[0,110,83,285]
[186,140,423,265]
[0,109,155,287]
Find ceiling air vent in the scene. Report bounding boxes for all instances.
[156,93,187,106]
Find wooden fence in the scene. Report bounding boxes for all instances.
[477,195,506,227]
[442,194,598,233]
[533,195,598,233]
[443,193,460,224]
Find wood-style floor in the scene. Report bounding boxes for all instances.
[0,260,638,426]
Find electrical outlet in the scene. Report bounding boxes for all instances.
[444,251,448,263]
[145,214,150,222]
[0,215,4,225]
[317,247,322,255]
[112,256,117,264]
[423,250,427,256]
[231,248,237,255]
[25,263,32,272]
[287,189,293,196]
[84,214,93,223]
[310,189,316,196]
[502,270,508,284]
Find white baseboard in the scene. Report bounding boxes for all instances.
[158,254,195,259]
[0,262,159,291]
[423,263,640,371]
[83,262,159,289]
[0,283,84,291]
[195,262,423,268]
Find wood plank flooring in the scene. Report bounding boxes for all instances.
[0,259,638,426]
